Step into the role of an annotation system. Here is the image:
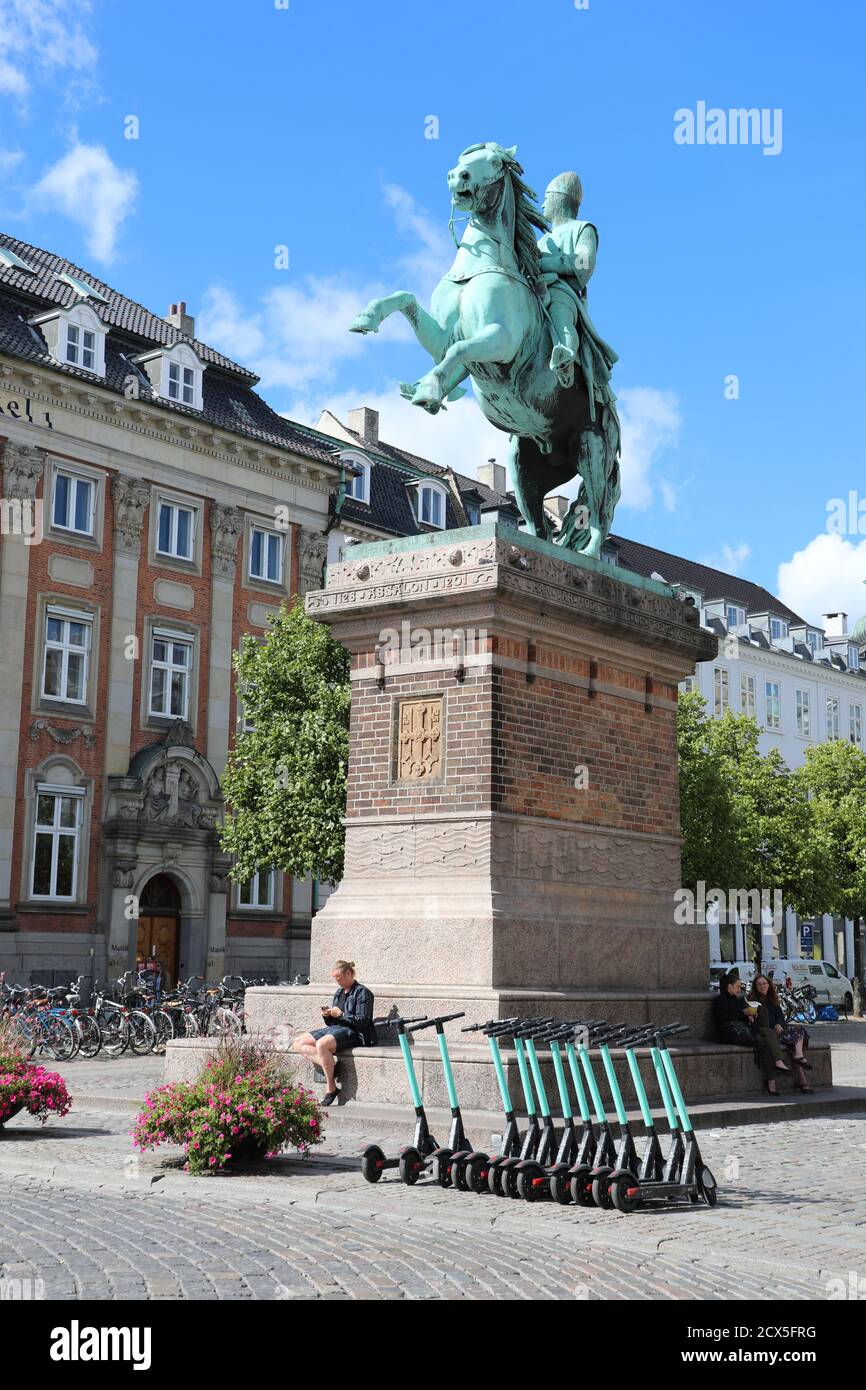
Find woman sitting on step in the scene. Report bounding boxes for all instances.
[713,970,792,1096]
[749,974,813,1094]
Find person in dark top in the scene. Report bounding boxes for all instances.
[291,961,375,1106]
[750,974,812,1093]
[714,970,791,1095]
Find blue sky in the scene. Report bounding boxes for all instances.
[2,0,865,626]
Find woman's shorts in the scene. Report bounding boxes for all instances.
[309,1025,358,1051]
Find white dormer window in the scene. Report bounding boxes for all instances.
[342,453,370,504]
[31,302,106,379]
[726,605,746,629]
[135,341,204,412]
[770,619,788,643]
[806,632,820,654]
[849,646,861,672]
[416,482,446,529]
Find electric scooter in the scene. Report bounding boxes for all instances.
[450,1018,522,1192]
[603,1024,685,1208]
[568,1023,637,1205]
[514,1019,607,1202]
[584,1025,657,1208]
[486,1017,553,1196]
[399,1012,470,1186]
[607,1028,718,1212]
[360,1013,429,1183]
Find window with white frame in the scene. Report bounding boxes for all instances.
[826,694,841,740]
[42,608,91,704]
[167,361,196,405]
[795,689,811,738]
[765,681,781,730]
[418,483,446,529]
[714,667,729,715]
[726,605,745,629]
[52,470,94,536]
[249,526,283,584]
[149,631,193,719]
[740,672,756,719]
[156,500,195,561]
[806,632,820,654]
[31,786,84,899]
[770,618,788,643]
[850,703,863,747]
[680,676,697,694]
[65,322,97,371]
[849,646,861,672]
[238,868,275,910]
[343,456,370,504]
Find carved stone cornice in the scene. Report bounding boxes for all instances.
[306,526,718,665]
[2,441,44,501]
[298,526,328,595]
[210,502,244,579]
[112,474,151,554]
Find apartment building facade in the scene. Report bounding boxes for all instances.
[0,236,339,986]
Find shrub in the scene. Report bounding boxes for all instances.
[0,1017,72,1128]
[131,1038,322,1175]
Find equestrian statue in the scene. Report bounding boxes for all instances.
[349,143,621,556]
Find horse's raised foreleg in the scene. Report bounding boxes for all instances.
[350,292,448,361]
[411,323,512,413]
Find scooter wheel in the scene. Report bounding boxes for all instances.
[549,1170,572,1206]
[569,1165,595,1206]
[609,1173,641,1214]
[504,1164,522,1199]
[398,1147,423,1186]
[455,1153,487,1193]
[591,1167,614,1209]
[466,1155,490,1194]
[516,1162,546,1202]
[700,1165,718,1207]
[433,1147,454,1187]
[360,1145,386,1184]
[488,1161,507,1196]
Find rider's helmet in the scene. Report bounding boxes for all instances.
[545,171,583,214]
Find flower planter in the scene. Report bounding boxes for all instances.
[0,1102,24,1131]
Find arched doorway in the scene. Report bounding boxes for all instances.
[137,875,181,987]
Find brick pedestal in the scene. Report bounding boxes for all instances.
[302,525,716,1022]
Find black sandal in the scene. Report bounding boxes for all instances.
[764,1081,783,1096]
[321,1090,340,1107]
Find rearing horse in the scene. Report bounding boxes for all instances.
[349,142,621,556]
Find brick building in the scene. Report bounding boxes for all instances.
[0,236,341,986]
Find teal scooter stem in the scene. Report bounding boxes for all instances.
[360,1014,430,1183]
[514,1019,606,1202]
[453,1019,522,1193]
[488,1018,553,1195]
[401,1012,469,1186]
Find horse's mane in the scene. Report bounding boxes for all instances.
[460,143,549,291]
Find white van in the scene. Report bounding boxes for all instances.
[709,958,854,1011]
[763,959,855,1011]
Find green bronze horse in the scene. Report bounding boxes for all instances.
[349,142,621,556]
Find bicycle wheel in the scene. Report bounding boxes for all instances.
[100,1011,130,1057]
[45,1015,76,1061]
[182,1009,201,1037]
[128,1011,157,1055]
[74,1014,102,1059]
[207,1007,241,1039]
[151,1011,174,1055]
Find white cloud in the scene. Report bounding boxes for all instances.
[381,182,453,297]
[31,142,138,263]
[777,533,866,628]
[0,148,25,175]
[617,386,682,510]
[0,1,98,108]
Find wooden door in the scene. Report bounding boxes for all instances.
[136,915,179,988]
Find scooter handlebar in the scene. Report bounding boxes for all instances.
[374,1013,428,1027]
[405,1011,466,1033]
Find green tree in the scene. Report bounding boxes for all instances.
[794,740,866,922]
[676,690,743,891]
[220,601,351,885]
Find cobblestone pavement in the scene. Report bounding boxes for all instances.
[2,1031,865,1301]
